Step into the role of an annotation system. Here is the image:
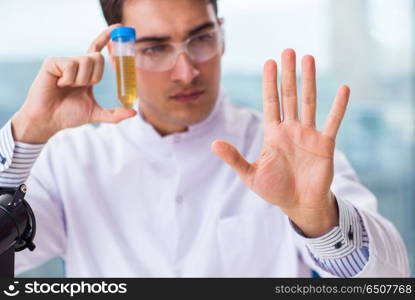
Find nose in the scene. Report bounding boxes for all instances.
[170,53,200,84]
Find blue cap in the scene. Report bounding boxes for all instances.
[111,27,136,42]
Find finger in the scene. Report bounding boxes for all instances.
[281,48,298,121]
[89,105,137,124]
[56,59,78,87]
[211,140,251,179]
[87,23,122,53]
[322,85,350,139]
[74,56,94,86]
[262,60,281,128]
[301,55,317,127]
[88,52,105,85]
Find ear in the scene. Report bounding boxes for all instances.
[106,42,116,72]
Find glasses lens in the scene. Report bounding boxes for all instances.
[188,30,220,62]
[135,43,176,71]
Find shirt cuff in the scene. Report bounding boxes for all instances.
[290,196,364,259]
[0,120,16,171]
[0,119,45,185]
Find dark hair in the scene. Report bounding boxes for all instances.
[99,0,218,25]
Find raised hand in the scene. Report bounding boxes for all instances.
[212,49,350,237]
[12,23,137,144]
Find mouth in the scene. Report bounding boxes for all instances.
[170,89,205,103]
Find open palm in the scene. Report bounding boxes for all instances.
[212,49,350,237]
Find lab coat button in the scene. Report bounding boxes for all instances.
[173,135,181,143]
[176,195,184,204]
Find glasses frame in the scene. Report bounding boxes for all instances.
[135,23,225,71]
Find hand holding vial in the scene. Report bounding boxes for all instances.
[11,24,137,144]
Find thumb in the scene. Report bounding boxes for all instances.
[90,105,137,124]
[211,140,251,179]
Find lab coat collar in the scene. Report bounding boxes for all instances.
[121,88,227,157]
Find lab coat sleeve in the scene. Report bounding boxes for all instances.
[293,150,410,277]
[0,120,67,275]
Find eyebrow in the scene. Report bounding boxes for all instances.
[188,21,215,36]
[135,21,215,44]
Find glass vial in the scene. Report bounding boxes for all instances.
[111,27,137,109]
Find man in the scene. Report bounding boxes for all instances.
[0,0,409,277]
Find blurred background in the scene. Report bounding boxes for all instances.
[0,0,414,276]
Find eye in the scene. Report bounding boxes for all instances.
[141,44,167,55]
[195,33,213,43]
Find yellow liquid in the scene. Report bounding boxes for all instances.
[115,56,137,108]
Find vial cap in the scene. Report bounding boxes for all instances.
[111,27,136,42]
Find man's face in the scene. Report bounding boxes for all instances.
[112,0,223,135]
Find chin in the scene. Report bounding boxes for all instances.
[171,107,213,127]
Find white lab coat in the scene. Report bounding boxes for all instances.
[13,92,409,277]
